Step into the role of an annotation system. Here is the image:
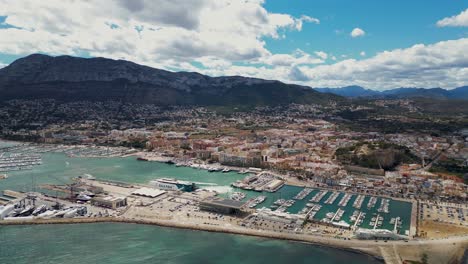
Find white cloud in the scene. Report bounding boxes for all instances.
[192,38,468,89]
[350,28,365,38]
[360,51,366,56]
[195,56,231,69]
[295,38,468,89]
[0,0,319,68]
[314,51,328,60]
[1,1,466,90]
[436,9,468,27]
[258,49,324,66]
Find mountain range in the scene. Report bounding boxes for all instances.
[315,85,468,100]
[0,54,337,106]
[1,54,466,106]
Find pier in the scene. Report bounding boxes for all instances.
[373,214,380,229]
[353,195,365,209]
[293,188,313,200]
[324,192,340,205]
[310,190,328,203]
[393,217,400,233]
[353,212,363,229]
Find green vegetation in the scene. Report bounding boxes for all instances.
[429,158,468,184]
[121,139,147,149]
[421,252,429,264]
[335,141,419,170]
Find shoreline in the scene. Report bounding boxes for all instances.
[0,217,384,261]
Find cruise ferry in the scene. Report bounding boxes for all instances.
[149,178,196,192]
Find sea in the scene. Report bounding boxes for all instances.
[0,223,380,264]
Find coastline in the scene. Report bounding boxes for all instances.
[0,217,384,260]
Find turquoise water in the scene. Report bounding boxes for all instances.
[0,152,245,193]
[225,186,412,234]
[0,223,380,264]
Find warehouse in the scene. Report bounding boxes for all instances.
[91,195,127,209]
[199,197,245,215]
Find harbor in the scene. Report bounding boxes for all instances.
[0,140,434,264]
[0,142,413,236]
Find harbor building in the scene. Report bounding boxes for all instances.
[132,188,166,198]
[199,197,245,215]
[91,195,127,209]
[354,228,407,240]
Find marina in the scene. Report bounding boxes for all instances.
[338,193,353,207]
[310,190,328,203]
[352,195,365,209]
[377,198,390,214]
[324,191,340,205]
[367,197,378,209]
[0,153,42,172]
[293,187,313,200]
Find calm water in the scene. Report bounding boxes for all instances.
[0,152,246,193]
[0,223,381,264]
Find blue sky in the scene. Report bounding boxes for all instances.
[263,0,467,60]
[0,0,467,89]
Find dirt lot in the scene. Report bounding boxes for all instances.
[420,220,468,239]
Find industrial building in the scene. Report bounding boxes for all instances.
[199,197,245,215]
[91,195,127,209]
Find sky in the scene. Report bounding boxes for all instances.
[0,0,467,90]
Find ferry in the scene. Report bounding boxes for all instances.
[149,178,196,192]
[0,174,7,179]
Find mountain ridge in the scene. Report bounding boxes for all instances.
[0,54,338,106]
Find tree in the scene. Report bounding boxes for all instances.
[421,252,428,264]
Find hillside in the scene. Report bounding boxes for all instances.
[335,141,420,170]
[0,54,339,106]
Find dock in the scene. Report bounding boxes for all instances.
[352,212,363,229]
[373,214,380,229]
